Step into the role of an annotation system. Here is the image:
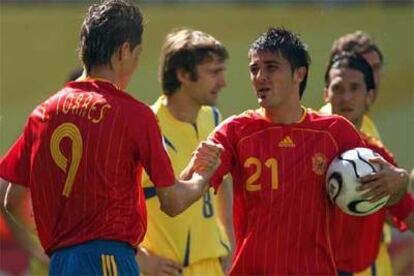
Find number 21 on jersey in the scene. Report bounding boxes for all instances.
[244,157,279,192]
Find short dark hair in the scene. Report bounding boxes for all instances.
[79,0,143,73]
[329,31,383,65]
[324,51,375,92]
[249,27,311,98]
[160,28,228,95]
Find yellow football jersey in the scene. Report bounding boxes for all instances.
[319,103,381,140]
[319,102,392,275]
[140,96,230,269]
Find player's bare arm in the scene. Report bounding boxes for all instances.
[0,178,49,263]
[136,246,182,276]
[358,157,409,205]
[216,175,235,274]
[156,141,222,217]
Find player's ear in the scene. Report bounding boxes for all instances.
[366,89,375,105]
[323,87,330,103]
[118,42,131,61]
[176,68,191,84]
[294,67,306,84]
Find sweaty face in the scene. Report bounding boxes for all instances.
[185,57,226,106]
[325,68,373,128]
[249,50,300,109]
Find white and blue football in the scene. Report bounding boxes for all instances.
[326,147,389,216]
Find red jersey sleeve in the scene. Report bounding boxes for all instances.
[363,134,397,165]
[330,116,365,152]
[208,117,236,191]
[129,105,175,188]
[363,134,413,231]
[0,119,32,186]
[388,193,414,231]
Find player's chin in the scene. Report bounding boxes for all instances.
[206,95,219,106]
[257,98,269,108]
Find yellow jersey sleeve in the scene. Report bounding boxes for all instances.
[361,115,381,140]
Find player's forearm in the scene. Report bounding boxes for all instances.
[217,176,235,254]
[157,174,209,217]
[0,179,48,262]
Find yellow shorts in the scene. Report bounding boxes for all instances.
[183,257,224,276]
[355,242,393,276]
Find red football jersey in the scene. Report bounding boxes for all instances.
[209,108,363,275]
[332,133,414,272]
[0,79,175,255]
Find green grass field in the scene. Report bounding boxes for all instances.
[1,4,413,169]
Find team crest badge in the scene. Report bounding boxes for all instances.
[312,153,327,175]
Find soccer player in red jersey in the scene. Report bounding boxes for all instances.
[0,1,221,275]
[206,27,364,275]
[323,52,414,275]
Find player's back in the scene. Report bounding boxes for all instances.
[25,79,157,254]
[210,109,363,275]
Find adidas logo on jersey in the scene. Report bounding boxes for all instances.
[278,136,295,147]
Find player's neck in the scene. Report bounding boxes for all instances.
[353,117,363,130]
[262,103,304,124]
[164,92,201,124]
[87,66,124,90]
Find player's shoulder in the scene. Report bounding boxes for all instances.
[306,108,356,130]
[214,109,254,129]
[106,89,155,119]
[361,132,385,149]
[199,105,221,126]
[228,109,261,123]
[28,86,69,121]
[200,105,220,117]
[306,108,343,123]
[361,132,395,163]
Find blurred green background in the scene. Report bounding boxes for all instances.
[1,3,413,170]
[0,2,413,274]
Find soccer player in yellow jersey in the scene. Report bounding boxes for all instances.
[320,31,404,275]
[136,28,234,276]
[320,31,382,140]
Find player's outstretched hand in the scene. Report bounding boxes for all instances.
[180,141,223,180]
[137,247,183,276]
[192,141,223,177]
[358,157,409,205]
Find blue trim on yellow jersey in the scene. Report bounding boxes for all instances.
[191,123,199,139]
[183,231,191,267]
[219,236,230,255]
[216,224,230,255]
[212,107,220,127]
[163,136,177,152]
[338,271,353,276]
[144,187,157,199]
[371,263,377,276]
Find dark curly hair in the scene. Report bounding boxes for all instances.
[325,51,375,92]
[79,0,143,73]
[249,27,311,98]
